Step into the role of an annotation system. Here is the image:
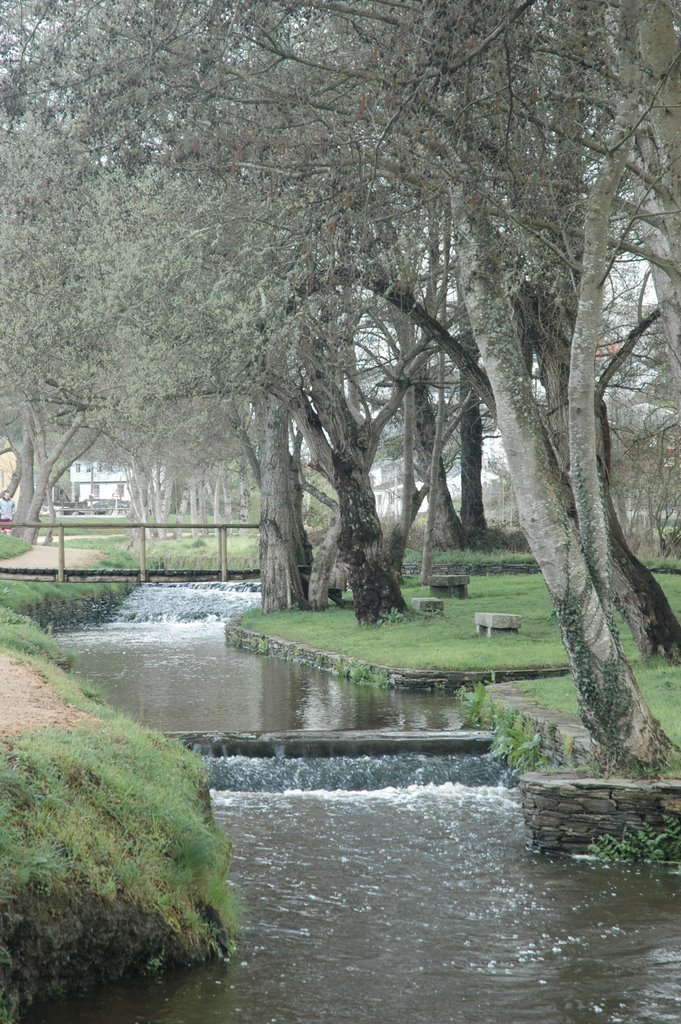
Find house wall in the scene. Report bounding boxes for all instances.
[70,462,128,502]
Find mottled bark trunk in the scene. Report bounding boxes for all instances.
[259,395,308,612]
[238,458,251,537]
[332,449,406,624]
[14,428,34,528]
[421,353,447,584]
[289,438,313,568]
[20,407,85,543]
[382,386,424,574]
[173,485,190,539]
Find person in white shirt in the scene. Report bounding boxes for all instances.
[0,491,15,533]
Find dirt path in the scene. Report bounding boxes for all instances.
[0,544,104,737]
[0,543,103,570]
[0,653,98,738]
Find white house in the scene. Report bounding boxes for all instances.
[70,461,129,507]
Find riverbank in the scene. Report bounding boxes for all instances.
[0,583,236,1023]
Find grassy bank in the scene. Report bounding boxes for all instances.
[244,574,681,671]
[0,584,235,1020]
[517,662,681,750]
[0,537,31,559]
[243,573,681,753]
[243,576,561,671]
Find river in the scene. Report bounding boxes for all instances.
[23,583,681,1024]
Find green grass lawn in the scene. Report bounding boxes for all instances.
[243,573,681,676]
[60,532,260,571]
[518,661,681,750]
[243,575,569,670]
[0,535,31,559]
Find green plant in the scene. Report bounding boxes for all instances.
[589,816,681,864]
[376,607,405,626]
[490,709,547,772]
[0,994,18,1024]
[349,662,390,688]
[459,682,496,728]
[459,686,547,771]
[144,951,166,974]
[256,636,269,655]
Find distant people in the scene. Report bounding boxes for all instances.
[0,491,15,533]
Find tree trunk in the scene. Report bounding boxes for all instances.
[14,427,34,528]
[421,353,447,585]
[259,395,308,612]
[413,383,466,548]
[454,196,675,771]
[460,399,487,534]
[173,485,190,539]
[382,385,426,574]
[238,458,251,536]
[332,447,406,624]
[307,519,341,611]
[289,435,313,567]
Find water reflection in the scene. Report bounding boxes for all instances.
[57,621,463,734]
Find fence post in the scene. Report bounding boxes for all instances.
[58,526,66,583]
[139,525,147,583]
[219,525,228,582]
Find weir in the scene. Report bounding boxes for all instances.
[172,728,493,758]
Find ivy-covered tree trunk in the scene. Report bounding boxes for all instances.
[455,198,676,771]
[259,395,308,612]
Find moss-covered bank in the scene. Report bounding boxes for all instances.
[0,579,133,630]
[0,585,235,1022]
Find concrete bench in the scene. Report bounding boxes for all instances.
[412,597,444,613]
[429,574,469,599]
[475,612,522,636]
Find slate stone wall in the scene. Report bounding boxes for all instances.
[519,772,681,856]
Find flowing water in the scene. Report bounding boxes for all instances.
[24,584,681,1024]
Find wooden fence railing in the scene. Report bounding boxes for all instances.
[7,522,260,583]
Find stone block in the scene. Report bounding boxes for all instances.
[474,612,522,636]
[429,574,470,599]
[411,597,444,613]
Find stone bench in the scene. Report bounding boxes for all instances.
[429,573,469,599]
[412,597,444,613]
[475,612,522,636]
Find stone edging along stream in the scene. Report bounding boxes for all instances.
[224,623,570,691]
[227,622,681,858]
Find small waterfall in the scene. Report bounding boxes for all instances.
[114,581,261,623]
[208,752,515,793]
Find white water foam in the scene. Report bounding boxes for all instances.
[114,581,261,623]
[212,781,518,806]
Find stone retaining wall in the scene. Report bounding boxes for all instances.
[402,562,541,577]
[519,772,681,856]
[225,624,568,691]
